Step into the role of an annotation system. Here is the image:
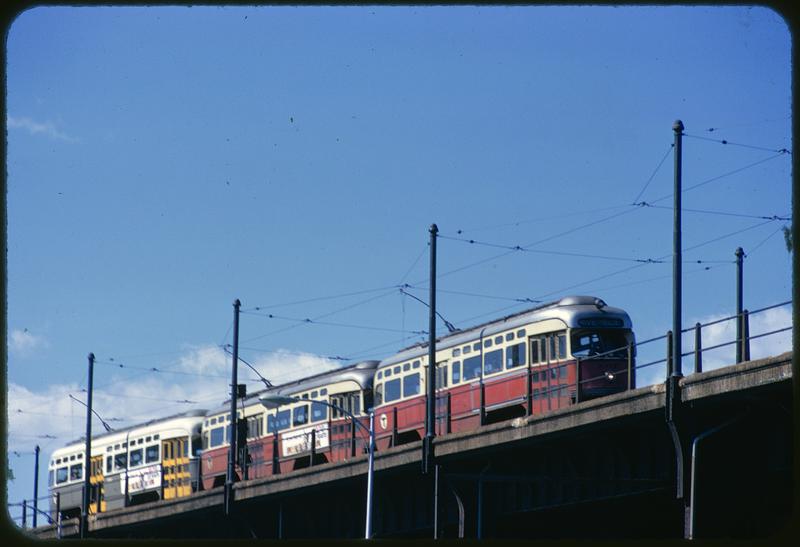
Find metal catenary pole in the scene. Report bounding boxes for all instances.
[225,298,241,516]
[672,120,684,378]
[423,223,438,475]
[81,352,94,538]
[33,445,40,528]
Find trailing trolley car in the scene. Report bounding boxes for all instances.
[48,409,207,520]
[372,295,634,449]
[200,360,378,489]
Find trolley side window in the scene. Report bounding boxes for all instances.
[484,349,503,374]
[452,361,461,384]
[384,378,401,403]
[146,445,160,463]
[56,467,68,484]
[293,405,309,427]
[530,339,540,364]
[557,332,567,359]
[70,463,82,481]
[267,409,291,433]
[403,372,421,397]
[506,341,526,369]
[463,355,481,381]
[129,449,143,468]
[311,401,328,422]
[114,453,127,470]
[210,426,225,447]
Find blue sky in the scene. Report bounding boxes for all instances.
[4,5,792,525]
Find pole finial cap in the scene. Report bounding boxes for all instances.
[673,119,684,132]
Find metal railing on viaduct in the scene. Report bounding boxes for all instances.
[23,303,794,540]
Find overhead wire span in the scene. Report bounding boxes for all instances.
[631,143,674,205]
[398,244,429,285]
[683,133,791,155]
[241,286,400,344]
[682,218,778,253]
[241,310,427,336]
[402,283,542,303]
[73,388,198,405]
[244,284,401,311]
[12,408,123,422]
[747,224,787,255]
[453,203,632,235]
[438,233,666,264]
[648,151,788,205]
[236,345,351,361]
[632,202,790,221]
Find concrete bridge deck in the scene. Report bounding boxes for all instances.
[29,351,793,539]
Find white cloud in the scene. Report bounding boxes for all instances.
[252,350,340,385]
[5,344,345,461]
[8,328,48,356]
[7,115,78,143]
[687,305,792,371]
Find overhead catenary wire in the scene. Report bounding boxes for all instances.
[439,233,667,264]
[453,203,632,235]
[632,202,790,221]
[244,284,401,312]
[241,287,400,344]
[647,151,788,205]
[747,224,786,255]
[631,143,674,205]
[241,310,427,336]
[684,132,791,155]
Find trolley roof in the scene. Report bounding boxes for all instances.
[379,295,632,368]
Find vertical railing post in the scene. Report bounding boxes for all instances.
[392,406,398,447]
[446,391,452,434]
[350,419,356,458]
[55,493,61,539]
[272,432,280,475]
[694,323,702,373]
[742,310,751,361]
[22,500,27,529]
[310,428,316,467]
[479,382,486,426]
[666,331,674,378]
[627,343,634,390]
[735,247,744,363]
[574,357,581,404]
[526,361,533,416]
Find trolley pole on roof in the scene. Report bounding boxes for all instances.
[33,445,40,528]
[672,120,684,379]
[81,352,94,539]
[423,224,438,475]
[225,299,241,517]
[735,247,745,363]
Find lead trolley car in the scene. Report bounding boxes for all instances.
[371,295,636,449]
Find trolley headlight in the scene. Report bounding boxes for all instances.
[604,371,615,381]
